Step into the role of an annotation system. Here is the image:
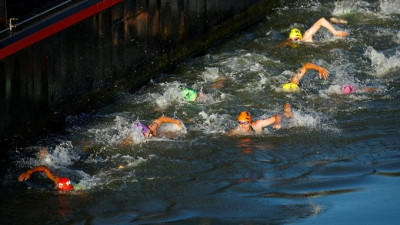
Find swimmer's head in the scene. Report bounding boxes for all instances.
[133,122,150,136]
[289,28,302,41]
[238,111,252,123]
[181,88,198,102]
[57,177,73,191]
[282,83,300,92]
[342,85,355,94]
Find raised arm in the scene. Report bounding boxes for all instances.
[18,165,60,185]
[302,17,349,42]
[252,115,282,133]
[290,62,329,84]
[148,116,182,136]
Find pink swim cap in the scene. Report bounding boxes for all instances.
[342,85,355,94]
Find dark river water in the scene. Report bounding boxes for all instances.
[2,0,400,224]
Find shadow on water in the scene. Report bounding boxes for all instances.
[2,0,400,224]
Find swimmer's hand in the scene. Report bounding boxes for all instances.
[318,68,329,80]
[176,120,183,129]
[38,147,48,159]
[18,171,33,181]
[272,115,282,130]
[273,123,281,130]
[330,17,348,24]
[335,30,349,37]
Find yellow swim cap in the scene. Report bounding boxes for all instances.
[282,83,300,92]
[289,28,302,40]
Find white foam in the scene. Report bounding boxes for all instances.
[195,111,232,134]
[201,67,220,82]
[394,31,400,44]
[332,1,371,16]
[319,84,342,97]
[153,81,185,108]
[87,116,147,146]
[364,46,400,77]
[379,0,400,15]
[288,111,321,129]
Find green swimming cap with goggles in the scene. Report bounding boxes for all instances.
[181,88,198,102]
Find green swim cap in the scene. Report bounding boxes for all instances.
[181,88,197,102]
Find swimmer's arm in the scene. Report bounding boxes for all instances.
[227,127,239,136]
[18,165,60,185]
[152,116,182,129]
[195,92,211,102]
[290,63,329,84]
[302,17,348,42]
[359,87,377,93]
[253,115,282,132]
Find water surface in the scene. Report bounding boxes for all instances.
[2,0,400,224]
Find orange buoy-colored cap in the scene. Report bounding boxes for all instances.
[237,111,251,123]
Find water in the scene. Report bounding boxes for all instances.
[2,0,400,224]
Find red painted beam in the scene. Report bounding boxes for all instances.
[0,0,123,60]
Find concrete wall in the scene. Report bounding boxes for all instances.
[0,0,281,143]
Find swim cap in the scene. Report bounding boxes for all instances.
[289,28,302,40]
[181,88,197,102]
[57,177,73,191]
[282,83,300,92]
[342,85,355,94]
[133,122,150,135]
[238,111,251,123]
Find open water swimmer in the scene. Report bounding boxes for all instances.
[282,62,329,92]
[228,103,293,135]
[181,88,214,103]
[120,116,184,145]
[288,17,349,43]
[19,165,74,191]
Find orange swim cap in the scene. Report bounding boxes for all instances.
[237,111,251,123]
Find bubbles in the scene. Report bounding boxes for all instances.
[394,31,400,44]
[194,111,232,134]
[201,67,220,82]
[151,81,186,108]
[290,111,320,129]
[364,46,400,77]
[379,0,400,15]
[17,142,80,169]
[331,0,400,19]
[319,84,342,97]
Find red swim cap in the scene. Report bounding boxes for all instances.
[57,177,73,191]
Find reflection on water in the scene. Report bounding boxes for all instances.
[2,0,400,224]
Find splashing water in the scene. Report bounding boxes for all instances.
[364,46,400,77]
[379,0,400,15]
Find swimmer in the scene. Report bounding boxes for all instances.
[289,17,349,43]
[342,85,377,94]
[120,116,183,145]
[18,165,74,191]
[282,62,329,92]
[228,103,293,136]
[181,88,213,103]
